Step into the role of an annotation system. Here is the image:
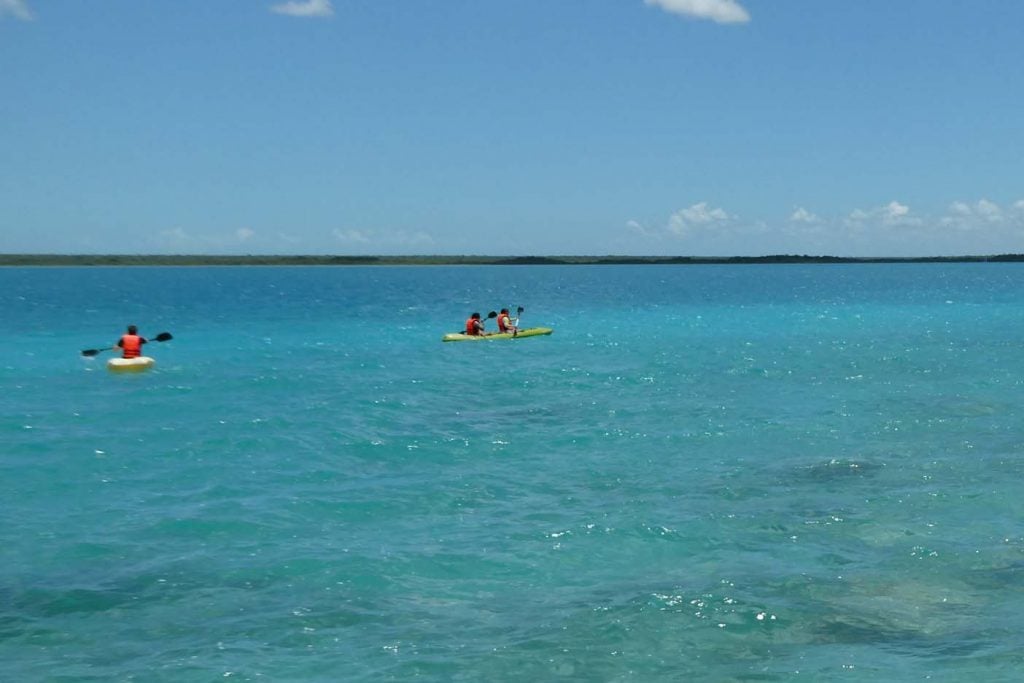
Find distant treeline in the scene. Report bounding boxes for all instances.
[4,254,1024,267]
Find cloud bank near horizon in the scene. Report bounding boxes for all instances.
[3,0,750,24]
[628,197,1024,256]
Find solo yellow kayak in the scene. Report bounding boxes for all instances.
[107,356,155,372]
[442,327,554,342]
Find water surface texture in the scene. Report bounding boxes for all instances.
[3,264,1024,681]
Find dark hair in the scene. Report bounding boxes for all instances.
[127,325,138,334]
[471,312,480,319]
[500,308,509,314]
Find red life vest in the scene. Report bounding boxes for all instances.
[121,334,142,358]
[465,317,479,335]
[497,314,509,332]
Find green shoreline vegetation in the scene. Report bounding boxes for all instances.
[2,254,1024,267]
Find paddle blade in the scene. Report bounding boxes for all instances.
[81,348,103,357]
[487,311,497,318]
[517,306,524,315]
[152,332,173,342]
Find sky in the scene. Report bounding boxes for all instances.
[2,0,1022,257]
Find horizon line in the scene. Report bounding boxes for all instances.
[4,253,1024,266]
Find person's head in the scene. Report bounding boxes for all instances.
[127,324,138,334]
[500,308,509,315]
[471,312,480,320]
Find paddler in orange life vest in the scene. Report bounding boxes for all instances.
[465,312,487,336]
[117,325,148,358]
[496,308,518,336]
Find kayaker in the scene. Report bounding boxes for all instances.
[465,312,487,336]
[496,308,518,336]
[117,325,148,358]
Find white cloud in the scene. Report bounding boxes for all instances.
[270,0,334,18]
[645,0,750,24]
[789,207,820,224]
[941,199,1012,231]
[975,198,1003,222]
[236,227,255,241]
[882,200,919,226]
[845,200,921,229]
[885,200,908,218]
[667,202,732,237]
[0,0,33,20]
[948,201,971,217]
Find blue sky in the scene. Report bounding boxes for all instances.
[2,0,1022,256]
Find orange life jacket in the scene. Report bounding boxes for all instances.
[121,334,142,358]
[465,317,480,335]
[497,314,509,332]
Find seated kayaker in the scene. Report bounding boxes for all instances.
[496,308,518,336]
[465,312,487,336]
[117,324,148,358]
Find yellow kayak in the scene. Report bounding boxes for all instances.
[442,327,554,342]
[107,356,155,372]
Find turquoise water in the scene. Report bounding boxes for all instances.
[3,264,1024,681]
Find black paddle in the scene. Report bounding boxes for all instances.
[81,331,173,357]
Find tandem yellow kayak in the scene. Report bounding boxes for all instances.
[442,327,554,342]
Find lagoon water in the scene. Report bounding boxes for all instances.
[3,263,1024,681]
